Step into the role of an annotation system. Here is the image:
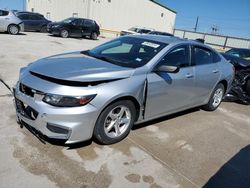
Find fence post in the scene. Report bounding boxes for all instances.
[183,30,186,39]
[223,37,228,50]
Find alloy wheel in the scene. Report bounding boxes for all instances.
[212,88,224,108]
[104,105,131,138]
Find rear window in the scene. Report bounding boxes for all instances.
[0,10,9,16]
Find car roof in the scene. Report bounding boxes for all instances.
[17,11,43,16]
[129,34,208,47]
[228,48,250,51]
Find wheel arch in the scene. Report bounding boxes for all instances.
[219,79,228,94]
[98,95,141,123]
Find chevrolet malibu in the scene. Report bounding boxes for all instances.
[14,35,234,144]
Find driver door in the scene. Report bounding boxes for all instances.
[145,44,197,119]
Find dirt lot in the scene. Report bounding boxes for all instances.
[0,32,249,188]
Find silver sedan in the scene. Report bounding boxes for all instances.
[0,10,24,35]
[14,35,234,144]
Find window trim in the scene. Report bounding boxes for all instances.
[153,44,191,71]
[191,45,215,66]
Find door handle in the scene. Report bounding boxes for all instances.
[5,18,10,20]
[212,69,219,73]
[185,73,194,78]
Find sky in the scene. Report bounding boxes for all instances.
[0,0,249,39]
[0,0,24,10]
[159,0,250,39]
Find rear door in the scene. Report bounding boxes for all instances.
[82,19,95,36]
[70,19,83,37]
[28,14,44,31]
[191,46,220,104]
[0,10,10,31]
[17,14,31,30]
[145,44,197,119]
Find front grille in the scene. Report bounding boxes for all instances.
[19,83,43,97]
[15,98,38,120]
[19,83,34,97]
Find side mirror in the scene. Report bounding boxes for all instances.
[155,65,180,73]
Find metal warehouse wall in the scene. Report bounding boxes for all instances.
[26,0,176,33]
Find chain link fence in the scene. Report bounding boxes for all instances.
[173,29,250,51]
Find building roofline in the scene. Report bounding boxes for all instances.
[150,0,177,14]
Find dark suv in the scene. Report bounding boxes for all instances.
[16,11,51,32]
[47,17,100,40]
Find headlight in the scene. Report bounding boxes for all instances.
[42,94,96,107]
[53,25,60,28]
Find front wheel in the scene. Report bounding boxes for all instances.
[94,100,136,144]
[8,25,19,35]
[90,32,98,40]
[40,26,47,33]
[202,83,225,111]
[60,29,69,38]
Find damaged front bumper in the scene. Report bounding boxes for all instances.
[13,82,99,144]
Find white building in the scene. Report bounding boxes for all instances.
[25,0,176,35]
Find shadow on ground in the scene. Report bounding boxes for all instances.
[203,145,250,188]
[0,32,26,36]
[133,107,200,130]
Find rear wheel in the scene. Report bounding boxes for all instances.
[40,26,47,33]
[60,29,69,38]
[90,32,98,40]
[8,25,19,35]
[94,100,136,144]
[202,83,225,111]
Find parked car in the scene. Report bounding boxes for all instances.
[0,9,24,35]
[148,31,173,37]
[120,26,154,36]
[14,35,234,145]
[226,48,250,60]
[47,17,100,39]
[221,52,250,104]
[16,11,51,32]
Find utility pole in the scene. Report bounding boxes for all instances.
[194,16,199,32]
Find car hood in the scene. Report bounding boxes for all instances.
[27,52,134,84]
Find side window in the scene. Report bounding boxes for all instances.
[213,52,221,63]
[84,20,94,27]
[18,14,29,20]
[30,15,42,20]
[72,19,82,26]
[193,47,214,65]
[160,45,190,68]
[0,10,9,16]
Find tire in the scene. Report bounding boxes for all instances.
[60,29,69,38]
[8,25,19,35]
[90,32,98,40]
[94,100,136,145]
[202,83,225,111]
[40,26,47,33]
[246,79,250,95]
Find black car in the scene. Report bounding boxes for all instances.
[226,48,250,60]
[47,17,100,40]
[221,52,250,104]
[16,11,51,32]
[148,31,174,37]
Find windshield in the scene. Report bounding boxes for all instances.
[85,37,167,68]
[62,18,75,23]
[128,27,138,32]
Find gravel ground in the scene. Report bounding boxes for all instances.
[0,32,249,188]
